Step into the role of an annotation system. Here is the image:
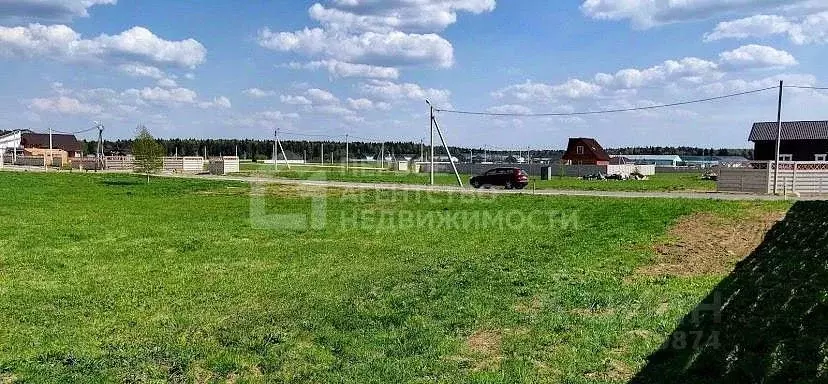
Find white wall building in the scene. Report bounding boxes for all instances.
[0,131,22,151]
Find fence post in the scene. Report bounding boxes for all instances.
[793,162,798,193]
[739,174,744,192]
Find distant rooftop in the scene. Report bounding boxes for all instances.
[614,154,682,161]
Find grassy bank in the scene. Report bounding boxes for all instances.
[0,172,787,382]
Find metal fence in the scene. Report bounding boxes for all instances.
[718,161,828,195]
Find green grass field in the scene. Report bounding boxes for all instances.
[238,163,715,192]
[0,172,798,383]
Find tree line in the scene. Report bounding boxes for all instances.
[83,138,753,161]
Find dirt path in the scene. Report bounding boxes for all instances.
[1,167,821,201]
[163,173,818,201]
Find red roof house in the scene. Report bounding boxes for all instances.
[561,138,611,165]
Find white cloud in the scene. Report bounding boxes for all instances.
[0,0,116,22]
[705,14,793,41]
[594,58,720,89]
[699,73,816,94]
[491,50,784,106]
[280,94,313,105]
[118,63,166,79]
[243,88,277,98]
[29,95,102,114]
[705,12,828,44]
[230,110,300,128]
[719,44,798,69]
[313,104,356,116]
[359,80,451,105]
[306,88,339,104]
[199,96,232,109]
[308,1,496,33]
[347,97,391,110]
[258,1,495,74]
[0,24,206,68]
[580,0,815,29]
[288,59,399,79]
[156,78,178,88]
[259,27,453,68]
[125,87,198,105]
[492,79,602,103]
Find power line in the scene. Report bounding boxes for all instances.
[784,85,828,90]
[433,86,778,117]
[52,126,98,135]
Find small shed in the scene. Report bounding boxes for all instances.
[209,156,240,175]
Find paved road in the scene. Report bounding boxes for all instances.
[1,166,816,201]
[163,173,812,201]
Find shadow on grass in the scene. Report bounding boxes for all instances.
[630,201,828,384]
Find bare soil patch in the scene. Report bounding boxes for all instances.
[585,359,634,381]
[637,208,786,277]
[464,329,504,371]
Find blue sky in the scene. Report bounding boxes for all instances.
[1,0,828,149]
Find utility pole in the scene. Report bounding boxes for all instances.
[275,128,291,170]
[345,134,350,171]
[273,129,279,171]
[47,127,52,171]
[773,80,784,195]
[430,109,463,187]
[95,122,104,171]
[428,101,435,185]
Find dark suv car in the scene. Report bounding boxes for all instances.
[470,168,529,189]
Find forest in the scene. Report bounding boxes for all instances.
[82,138,753,162]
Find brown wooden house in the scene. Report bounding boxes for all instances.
[561,138,611,165]
[749,121,828,162]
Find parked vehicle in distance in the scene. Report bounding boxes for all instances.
[470,167,529,189]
